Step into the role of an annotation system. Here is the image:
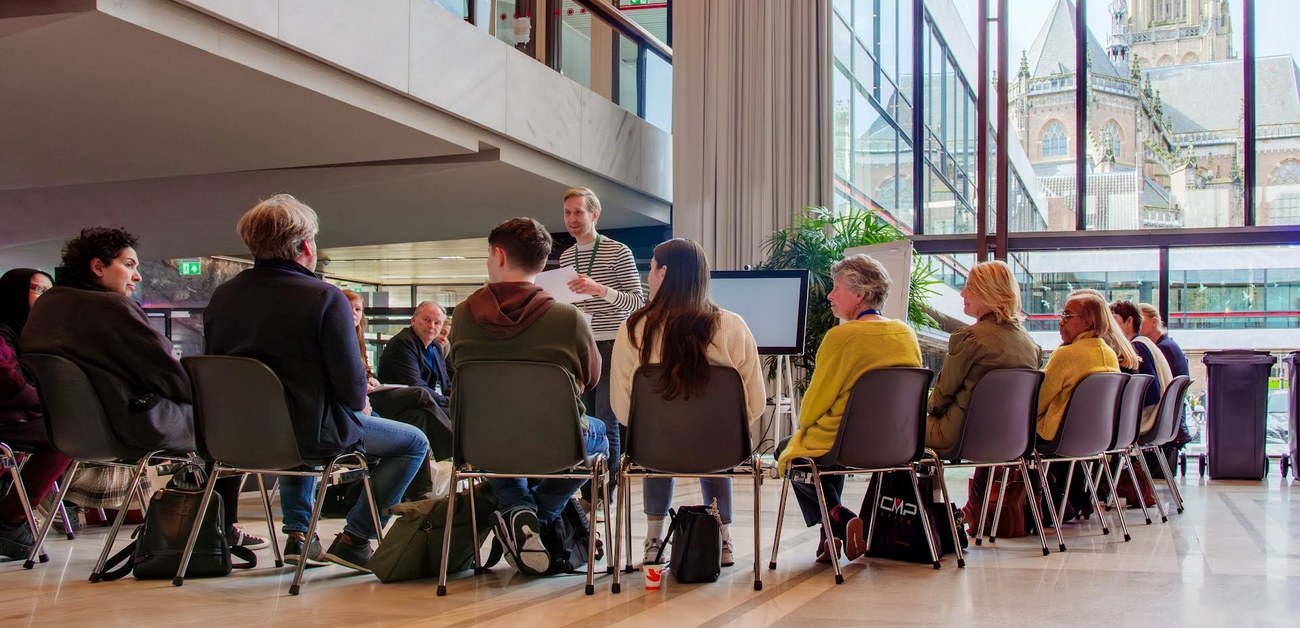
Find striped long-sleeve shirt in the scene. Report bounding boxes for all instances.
[558,235,645,341]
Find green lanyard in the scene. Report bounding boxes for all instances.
[583,234,602,276]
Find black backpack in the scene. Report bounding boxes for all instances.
[539,498,592,574]
[655,504,722,583]
[101,467,256,580]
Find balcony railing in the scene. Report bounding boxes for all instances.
[443,0,671,131]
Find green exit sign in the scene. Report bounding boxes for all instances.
[178,258,202,276]
[623,0,660,5]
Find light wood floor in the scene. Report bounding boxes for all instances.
[2,469,1298,627]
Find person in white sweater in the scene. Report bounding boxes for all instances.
[609,238,766,567]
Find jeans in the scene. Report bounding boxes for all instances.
[642,477,732,524]
[280,413,429,540]
[490,418,608,525]
[776,436,845,527]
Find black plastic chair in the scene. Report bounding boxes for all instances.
[1135,375,1192,515]
[1032,371,1130,545]
[437,360,610,596]
[19,353,192,577]
[172,356,380,595]
[1094,373,1157,525]
[929,368,1051,562]
[769,367,935,584]
[611,365,763,593]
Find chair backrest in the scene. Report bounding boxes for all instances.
[821,367,933,469]
[1111,373,1154,450]
[625,365,751,473]
[453,360,586,474]
[1139,375,1191,447]
[1047,371,1127,457]
[19,353,137,462]
[944,368,1045,463]
[181,356,305,470]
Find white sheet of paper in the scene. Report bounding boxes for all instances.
[535,266,586,303]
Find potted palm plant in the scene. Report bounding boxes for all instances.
[760,205,938,391]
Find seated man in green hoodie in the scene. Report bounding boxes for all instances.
[449,217,608,576]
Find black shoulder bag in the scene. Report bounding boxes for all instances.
[654,502,722,584]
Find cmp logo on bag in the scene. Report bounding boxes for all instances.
[877,494,918,517]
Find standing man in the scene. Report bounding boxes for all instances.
[559,187,644,503]
[377,302,452,409]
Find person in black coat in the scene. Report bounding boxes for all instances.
[376,303,452,408]
[204,194,428,571]
[22,229,258,550]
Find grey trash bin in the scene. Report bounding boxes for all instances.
[1201,350,1277,480]
[1285,352,1300,477]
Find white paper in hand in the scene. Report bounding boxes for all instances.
[535,266,586,303]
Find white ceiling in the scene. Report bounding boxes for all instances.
[0,6,669,276]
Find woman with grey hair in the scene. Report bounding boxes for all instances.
[775,254,922,563]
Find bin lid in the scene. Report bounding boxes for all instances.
[1202,349,1277,365]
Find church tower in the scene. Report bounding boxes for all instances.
[1128,0,1234,68]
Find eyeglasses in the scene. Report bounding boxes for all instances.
[29,285,49,296]
[1058,312,1076,321]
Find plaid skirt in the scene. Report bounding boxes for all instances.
[63,464,154,510]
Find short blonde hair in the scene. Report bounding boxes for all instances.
[237,193,319,261]
[1070,289,1138,369]
[965,260,1023,323]
[831,254,891,311]
[563,187,602,215]
[1137,302,1166,333]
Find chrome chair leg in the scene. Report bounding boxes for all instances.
[768,476,791,570]
[172,466,224,586]
[1120,451,1153,525]
[810,463,843,584]
[436,466,460,597]
[255,473,283,566]
[752,459,763,590]
[930,456,964,568]
[1032,453,1067,552]
[27,460,80,568]
[989,465,1011,544]
[1133,449,1169,522]
[90,455,157,582]
[975,466,995,546]
[1018,459,1052,556]
[1096,456,1130,541]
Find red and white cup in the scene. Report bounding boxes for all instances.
[644,563,664,590]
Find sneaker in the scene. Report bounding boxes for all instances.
[0,519,35,562]
[504,508,549,576]
[325,532,374,573]
[814,527,841,564]
[228,526,269,550]
[721,540,735,567]
[643,537,666,565]
[843,516,867,561]
[283,532,327,566]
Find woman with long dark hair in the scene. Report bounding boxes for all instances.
[610,239,765,567]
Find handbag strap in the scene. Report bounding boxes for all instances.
[98,540,139,581]
[230,545,257,569]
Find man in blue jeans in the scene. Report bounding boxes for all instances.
[204,194,429,573]
[449,217,608,575]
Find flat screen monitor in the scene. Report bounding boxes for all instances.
[709,270,809,355]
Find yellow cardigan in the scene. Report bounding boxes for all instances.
[778,319,922,470]
[1035,336,1119,441]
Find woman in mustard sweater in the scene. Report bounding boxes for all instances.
[776,254,921,563]
[1036,289,1120,441]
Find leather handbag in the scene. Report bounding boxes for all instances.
[654,501,722,584]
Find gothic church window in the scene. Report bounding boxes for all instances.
[1041,121,1068,158]
[1103,121,1123,158]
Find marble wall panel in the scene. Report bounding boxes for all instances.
[407,0,507,130]
[277,0,410,92]
[504,51,584,165]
